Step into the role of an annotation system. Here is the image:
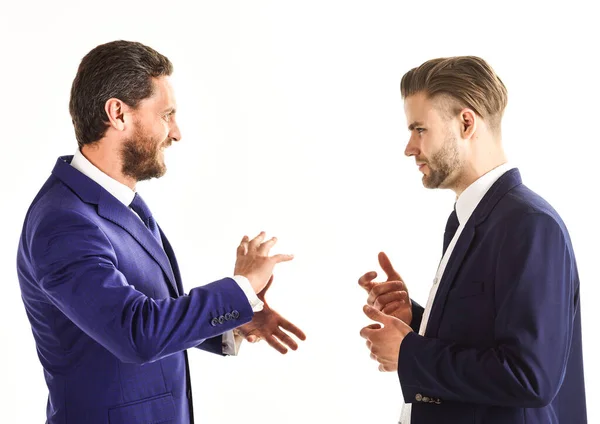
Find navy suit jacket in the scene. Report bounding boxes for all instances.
[17,156,254,424]
[399,169,587,424]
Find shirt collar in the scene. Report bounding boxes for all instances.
[70,149,136,207]
[455,162,515,225]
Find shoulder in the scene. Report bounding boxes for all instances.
[493,184,566,229]
[26,175,96,230]
[486,184,572,248]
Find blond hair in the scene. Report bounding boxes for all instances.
[400,56,508,132]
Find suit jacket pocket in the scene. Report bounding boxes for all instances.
[109,392,176,424]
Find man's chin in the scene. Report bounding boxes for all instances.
[421,175,435,189]
[422,174,444,189]
[153,164,167,179]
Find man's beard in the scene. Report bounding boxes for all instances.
[121,124,170,182]
[421,133,461,189]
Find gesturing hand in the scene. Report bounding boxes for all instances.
[358,252,412,325]
[234,276,306,354]
[360,305,413,372]
[234,232,294,293]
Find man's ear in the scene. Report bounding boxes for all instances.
[104,98,129,131]
[459,108,477,139]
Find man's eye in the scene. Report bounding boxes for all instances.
[163,114,171,122]
[416,128,425,134]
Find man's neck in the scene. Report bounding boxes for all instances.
[451,154,508,198]
[81,143,137,190]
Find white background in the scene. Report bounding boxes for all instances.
[0,1,598,423]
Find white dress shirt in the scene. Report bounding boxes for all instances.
[70,149,262,355]
[399,162,514,424]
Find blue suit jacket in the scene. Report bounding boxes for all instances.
[17,156,254,424]
[399,169,587,423]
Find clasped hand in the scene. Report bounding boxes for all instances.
[359,252,413,371]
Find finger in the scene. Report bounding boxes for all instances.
[379,362,398,372]
[237,235,249,255]
[258,237,277,255]
[378,252,402,281]
[271,253,294,263]
[374,291,408,310]
[364,323,382,330]
[359,323,382,339]
[265,335,288,354]
[248,232,266,251]
[370,351,396,365]
[358,271,378,292]
[274,328,299,350]
[279,317,307,341]
[363,305,390,325]
[382,301,403,315]
[367,281,407,305]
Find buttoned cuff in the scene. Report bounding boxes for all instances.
[398,331,424,403]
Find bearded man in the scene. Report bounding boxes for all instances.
[16,40,305,424]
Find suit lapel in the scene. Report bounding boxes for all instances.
[424,168,524,337]
[159,227,185,296]
[52,156,179,296]
[97,190,179,296]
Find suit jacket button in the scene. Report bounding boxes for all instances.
[218,315,225,324]
[415,394,422,402]
[231,310,240,319]
[210,317,219,327]
[224,313,232,321]
[422,396,430,403]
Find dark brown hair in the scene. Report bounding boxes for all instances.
[69,40,173,148]
[401,56,508,132]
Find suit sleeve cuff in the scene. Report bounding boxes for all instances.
[398,331,424,403]
[232,275,264,312]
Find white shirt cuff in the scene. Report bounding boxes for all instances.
[231,275,264,312]
[222,331,238,355]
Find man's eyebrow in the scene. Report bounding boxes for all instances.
[408,121,424,131]
[163,107,177,114]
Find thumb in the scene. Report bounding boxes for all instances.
[272,253,294,263]
[363,304,389,324]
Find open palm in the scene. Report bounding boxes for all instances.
[235,276,306,354]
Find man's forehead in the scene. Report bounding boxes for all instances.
[404,93,447,121]
[149,76,177,106]
[404,92,430,110]
[404,93,430,122]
